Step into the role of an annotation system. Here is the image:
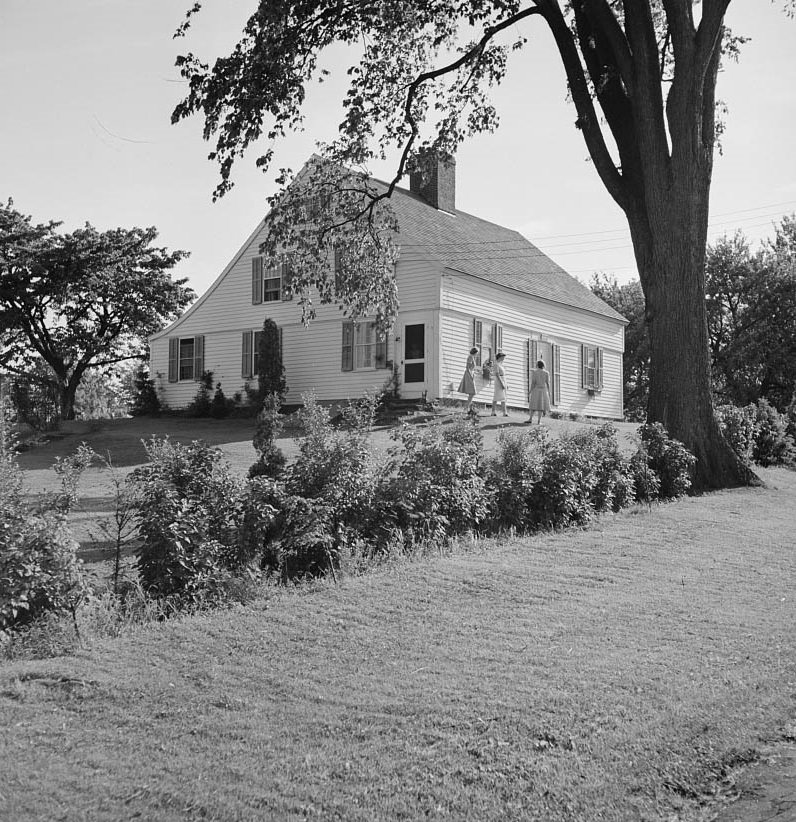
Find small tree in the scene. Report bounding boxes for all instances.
[130,365,161,417]
[257,318,287,402]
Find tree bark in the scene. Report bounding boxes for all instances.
[628,194,759,491]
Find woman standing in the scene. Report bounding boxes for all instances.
[491,352,509,417]
[458,346,478,413]
[528,359,551,424]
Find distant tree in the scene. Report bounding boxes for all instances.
[0,200,193,420]
[589,273,648,419]
[706,216,796,410]
[257,318,287,402]
[169,1,796,489]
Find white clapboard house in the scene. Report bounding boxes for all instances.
[150,156,627,417]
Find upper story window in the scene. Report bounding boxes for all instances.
[252,256,293,304]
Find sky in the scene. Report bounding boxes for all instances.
[1,1,794,299]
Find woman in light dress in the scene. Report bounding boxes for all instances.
[458,346,478,412]
[491,351,508,417]
[528,359,551,424]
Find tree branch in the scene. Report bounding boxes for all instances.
[536,0,628,210]
[384,5,543,201]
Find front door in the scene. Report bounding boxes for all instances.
[402,322,426,392]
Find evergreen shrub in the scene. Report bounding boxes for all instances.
[130,365,161,416]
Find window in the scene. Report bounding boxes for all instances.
[241,330,262,379]
[168,335,204,382]
[341,321,387,372]
[242,328,283,379]
[472,318,503,366]
[581,344,603,390]
[252,256,293,303]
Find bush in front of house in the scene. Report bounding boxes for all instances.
[485,427,545,532]
[129,365,161,416]
[248,392,287,479]
[129,436,247,603]
[635,422,696,500]
[285,392,382,532]
[377,415,489,544]
[571,423,637,513]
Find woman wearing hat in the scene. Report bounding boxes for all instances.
[490,351,508,417]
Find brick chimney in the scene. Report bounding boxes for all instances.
[409,150,456,212]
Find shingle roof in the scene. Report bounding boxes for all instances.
[378,180,626,323]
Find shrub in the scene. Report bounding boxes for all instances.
[380,416,489,542]
[636,422,696,499]
[209,382,231,419]
[1,407,88,633]
[286,392,382,531]
[128,437,247,603]
[485,428,545,531]
[570,423,636,513]
[187,371,214,417]
[0,511,88,633]
[786,394,796,444]
[129,365,161,416]
[716,404,758,466]
[248,393,287,479]
[257,318,287,402]
[526,434,597,529]
[752,398,796,467]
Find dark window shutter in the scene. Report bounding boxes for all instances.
[493,323,503,353]
[473,318,482,366]
[581,343,587,389]
[168,337,178,383]
[596,347,604,390]
[552,344,561,405]
[252,257,263,304]
[194,335,204,381]
[341,322,354,372]
[242,331,252,378]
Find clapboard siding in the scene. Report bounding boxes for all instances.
[439,272,624,418]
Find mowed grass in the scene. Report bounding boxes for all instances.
[1,450,795,821]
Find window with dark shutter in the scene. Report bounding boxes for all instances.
[242,331,253,379]
[341,322,354,371]
[551,344,561,405]
[581,344,603,390]
[252,257,263,304]
[193,335,204,381]
[168,338,179,383]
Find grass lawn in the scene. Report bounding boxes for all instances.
[2,413,794,821]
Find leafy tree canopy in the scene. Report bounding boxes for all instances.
[0,200,194,419]
[706,215,796,411]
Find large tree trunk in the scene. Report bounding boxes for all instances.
[629,196,759,491]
